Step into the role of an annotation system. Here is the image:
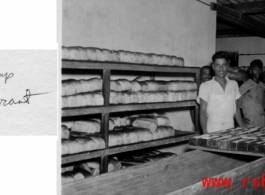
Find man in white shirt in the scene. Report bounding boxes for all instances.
[197,51,246,133]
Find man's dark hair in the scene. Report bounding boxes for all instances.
[212,51,229,63]
[200,65,210,73]
[250,59,263,70]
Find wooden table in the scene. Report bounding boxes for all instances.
[62,150,265,195]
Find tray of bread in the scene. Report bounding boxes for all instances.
[188,127,265,157]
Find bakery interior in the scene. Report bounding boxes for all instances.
[61,0,265,194]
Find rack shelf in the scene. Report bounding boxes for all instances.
[62,131,196,164]
[61,59,200,175]
[62,101,197,117]
[62,60,200,74]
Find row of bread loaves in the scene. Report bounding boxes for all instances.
[109,128,153,147]
[62,46,184,66]
[110,90,197,104]
[62,78,102,96]
[62,92,103,108]
[62,136,105,155]
[62,115,170,135]
[111,79,197,92]
[62,78,196,96]
[109,126,175,147]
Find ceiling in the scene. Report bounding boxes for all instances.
[216,0,265,38]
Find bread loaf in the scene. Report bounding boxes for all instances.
[75,163,92,174]
[62,172,74,184]
[109,158,122,172]
[180,91,188,101]
[134,52,142,64]
[155,116,170,126]
[110,91,119,104]
[140,82,149,91]
[62,140,69,155]
[168,56,174,66]
[110,80,122,92]
[83,161,100,169]
[109,118,115,131]
[65,140,81,154]
[140,129,153,141]
[101,49,113,61]
[109,132,123,146]
[110,117,121,127]
[76,138,91,152]
[128,130,138,143]
[157,55,164,65]
[129,92,139,103]
[172,56,179,66]
[94,48,104,61]
[149,92,157,103]
[82,138,98,151]
[69,47,81,60]
[126,117,137,126]
[71,120,100,134]
[137,92,147,103]
[179,57,184,66]
[66,95,78,107]
[118,92,131,104]
[162,55,170,65]
[132,118,158,133]
[85,47,97,61]
[62,125,70,139]
[83,93,96,106]
[62,79,76,96]
[116,79,132,91]
[62,97,68,108]
[131,81,141,92]
[81,78,102,92]
[166,126,175,137]
[119,131,131,145]
[112,50,120,62]
[120,117,128,126]
[156,92,165,102]
[70,169,87,181]
[75,94,87,107]
[89,168,100,176]
[62,46,70,60]
[109,133,117,147]
[89,136,106,149]
[129,52,137,64]
[62,165,74,173]
[145,81,159,91]
[94,92,104,105]
[119,50,131,63]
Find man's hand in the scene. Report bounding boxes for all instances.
[242,117,250,127]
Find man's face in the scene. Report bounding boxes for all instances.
[250,66,262,80]
[201,68,211,82]
[212,58,228,78]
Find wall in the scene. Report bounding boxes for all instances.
[216,37,265,67]
[62,0,217,153]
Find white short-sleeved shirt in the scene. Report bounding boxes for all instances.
[197,77,241,132]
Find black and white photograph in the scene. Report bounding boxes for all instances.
[60,0,265,194]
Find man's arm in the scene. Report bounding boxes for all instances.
[199,98,208,134]
[235,99,249,127]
